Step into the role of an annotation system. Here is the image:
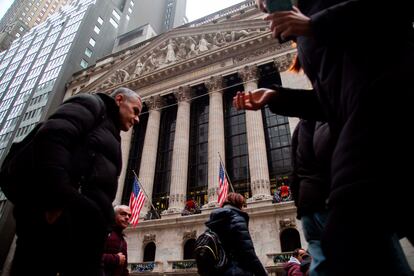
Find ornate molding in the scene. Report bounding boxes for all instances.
[279,218,296,231]
[174,85,192,102]
[233,43,294,65]
[88,27,267,92]
[239,65,258,82]
[145,95,165,110]
[273,52,296,72]
[205,75,223,92]
[143,233,156,244]
[183,230,197,241]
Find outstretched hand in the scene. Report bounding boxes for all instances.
[233,88,276,110]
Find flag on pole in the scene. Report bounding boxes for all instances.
[218,162,229,206]
[129,177,146,227]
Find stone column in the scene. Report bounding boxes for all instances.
[166,86,192,214]
[239,65,272,200]
[138,95,164,214]
[114,128,133,205]
[205,75,226,207]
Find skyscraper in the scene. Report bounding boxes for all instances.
[0,0,74,51]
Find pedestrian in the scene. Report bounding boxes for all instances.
[102,205,131,276]
[240,0,414,275]
[283,248,307,276]
[205,192,267,276]
[10,87,142,275]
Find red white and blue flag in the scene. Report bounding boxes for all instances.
[129,178,146,227]
[218,162,229,206]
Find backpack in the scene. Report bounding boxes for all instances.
[194,228,227,276]
[0,122,43,203]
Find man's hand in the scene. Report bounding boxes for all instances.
[45,209,63,224]
[265,6,312,40]
[117,252,126,265]
[233,88,277,111]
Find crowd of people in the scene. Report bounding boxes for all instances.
[3,0,413,275]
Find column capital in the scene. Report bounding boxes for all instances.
[145,95,165,110]
[174,85,192,102]
[205,75,223,93]
[238,65,259,82]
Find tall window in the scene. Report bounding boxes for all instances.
[258,63,292,193]
[153,102,177,211]
[187,85,209,206]
[223,75,250,197]
[122,108,148,204]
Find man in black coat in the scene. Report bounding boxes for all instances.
[11,87,142,276]
[236,0,414,275]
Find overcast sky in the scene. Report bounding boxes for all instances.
[0,0,246,26]
[0,0,14,20]
[186,0,245,22]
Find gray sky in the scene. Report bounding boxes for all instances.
[186,0,245,22]
[0,0,246,26]
[0,0,14,20]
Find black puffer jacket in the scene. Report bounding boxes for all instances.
[32,93,122,226]
[290,120,334,218]
[268,1,414,207]
[206,205,267,276]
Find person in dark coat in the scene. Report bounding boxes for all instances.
[102,205,131,276]
[291,120,332,276]
[11,87,142,276]
[205,192,267,276]
[236,1,414,275]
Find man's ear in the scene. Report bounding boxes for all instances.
[115,94,123,105]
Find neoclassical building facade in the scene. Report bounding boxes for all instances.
[65,3,315,274]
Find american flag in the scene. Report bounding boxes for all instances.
[218,162,229,206]
[129,177,146,227]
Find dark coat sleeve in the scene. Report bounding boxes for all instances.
[310,1,414,48]
[33,94,105,210]
[268,85,326,121]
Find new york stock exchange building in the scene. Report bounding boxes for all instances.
[65,2,317,275]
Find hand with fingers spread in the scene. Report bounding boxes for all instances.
[233,88,277,111]
[265,6,312,40]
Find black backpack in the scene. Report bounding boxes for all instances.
[0,122,43,203]
[194,228,227,276]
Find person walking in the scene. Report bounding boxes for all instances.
[102,205,131,276]
[205,192,267,276]
[11,87,142,275]
[237,1,414,275]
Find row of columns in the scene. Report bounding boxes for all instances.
[116,64,297,215]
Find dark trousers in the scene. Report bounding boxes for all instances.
[11,196,108,276]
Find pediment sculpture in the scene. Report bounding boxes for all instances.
[98,28,265,90]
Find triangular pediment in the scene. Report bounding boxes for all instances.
[85,19,271,92]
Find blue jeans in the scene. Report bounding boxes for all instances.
[301,211,328,276]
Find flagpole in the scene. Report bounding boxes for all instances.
[132,170,160,219]
[217,152,235,192]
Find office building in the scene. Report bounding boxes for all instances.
[0,0,132,269]
[0,0,73,51]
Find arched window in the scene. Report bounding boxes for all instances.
[143,242,156,262]
[183,239,196,260]
[280,228,301,252]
